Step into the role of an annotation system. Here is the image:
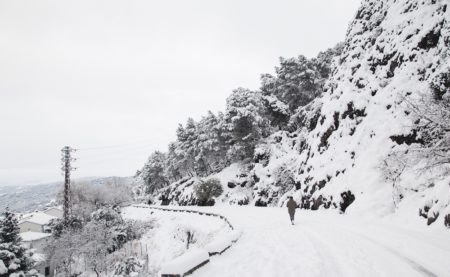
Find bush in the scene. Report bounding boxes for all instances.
[113,257,144,276]
[194,178,223,206]
[430,70,450,100]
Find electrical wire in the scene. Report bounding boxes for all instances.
[77,140,154,151]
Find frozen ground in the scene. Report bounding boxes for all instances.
[150,206,450,277]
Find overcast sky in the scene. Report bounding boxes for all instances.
[0,0,361,186]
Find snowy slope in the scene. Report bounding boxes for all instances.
[146,0,450,228]
[286,0,450,224]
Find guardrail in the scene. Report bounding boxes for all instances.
[131,205,241,277]
[132,205,234,230]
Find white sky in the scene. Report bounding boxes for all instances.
[0,0,361,186]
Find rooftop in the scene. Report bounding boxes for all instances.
[20,231,51,242]
[19,212,57,225]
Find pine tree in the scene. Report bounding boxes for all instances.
[0,208,33,277]
[141,151,169,194]
[224,88,271,161]
[0,208,21,244]
[260,43,343,114]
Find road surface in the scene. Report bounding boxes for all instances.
[186,206,450,277]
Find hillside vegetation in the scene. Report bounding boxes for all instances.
[136,0,450,228]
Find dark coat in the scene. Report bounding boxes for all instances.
[287,199,297,215]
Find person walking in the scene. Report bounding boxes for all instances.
[286,196,297,225]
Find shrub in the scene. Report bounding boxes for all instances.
[430,70,450,100]
[194,178,223,206]
[113,257,144,276]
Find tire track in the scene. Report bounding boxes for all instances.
[303,219,438,277]
[299,225,344,277]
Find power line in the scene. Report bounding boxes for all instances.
[77,140,154,151]
[77,144,154,157]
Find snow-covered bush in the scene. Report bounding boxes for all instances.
[173,223,204,250]
[46,207,151,276]
[430,69,450,100]
[194,179,223,206]
[48,216,83,238]
[113,257,144,277]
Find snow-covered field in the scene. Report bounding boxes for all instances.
[139,205,450,277]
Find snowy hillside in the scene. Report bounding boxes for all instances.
[287,0,450,224]
[138,0,450,228]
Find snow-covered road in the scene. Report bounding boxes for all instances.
[184,207,450,277]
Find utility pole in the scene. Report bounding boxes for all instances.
[61,146,76,225]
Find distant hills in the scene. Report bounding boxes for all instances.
[0,176,133,213]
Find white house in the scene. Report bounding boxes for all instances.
[20,232,53,276]
[20,231,51,250]
[15,208,62,277]
[43,207,63,218]
[18,212,57,233]
[30,252,52,277]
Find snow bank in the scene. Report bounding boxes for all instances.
[160,248,209,277]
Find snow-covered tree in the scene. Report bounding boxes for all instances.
[0,209,33,277]
[177,118,198,176]
[224,88,271,161]
[163,143,181,182]
[0,209,20,244]
[405,93,450,174]
[260,56,320,112]
[137,44,343,198]
[195,111,229,175]
[383,89,450,192]
[141,151,169,194]
[260,43,343,114]
[261,95,290,129]
[61,179,132,221]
